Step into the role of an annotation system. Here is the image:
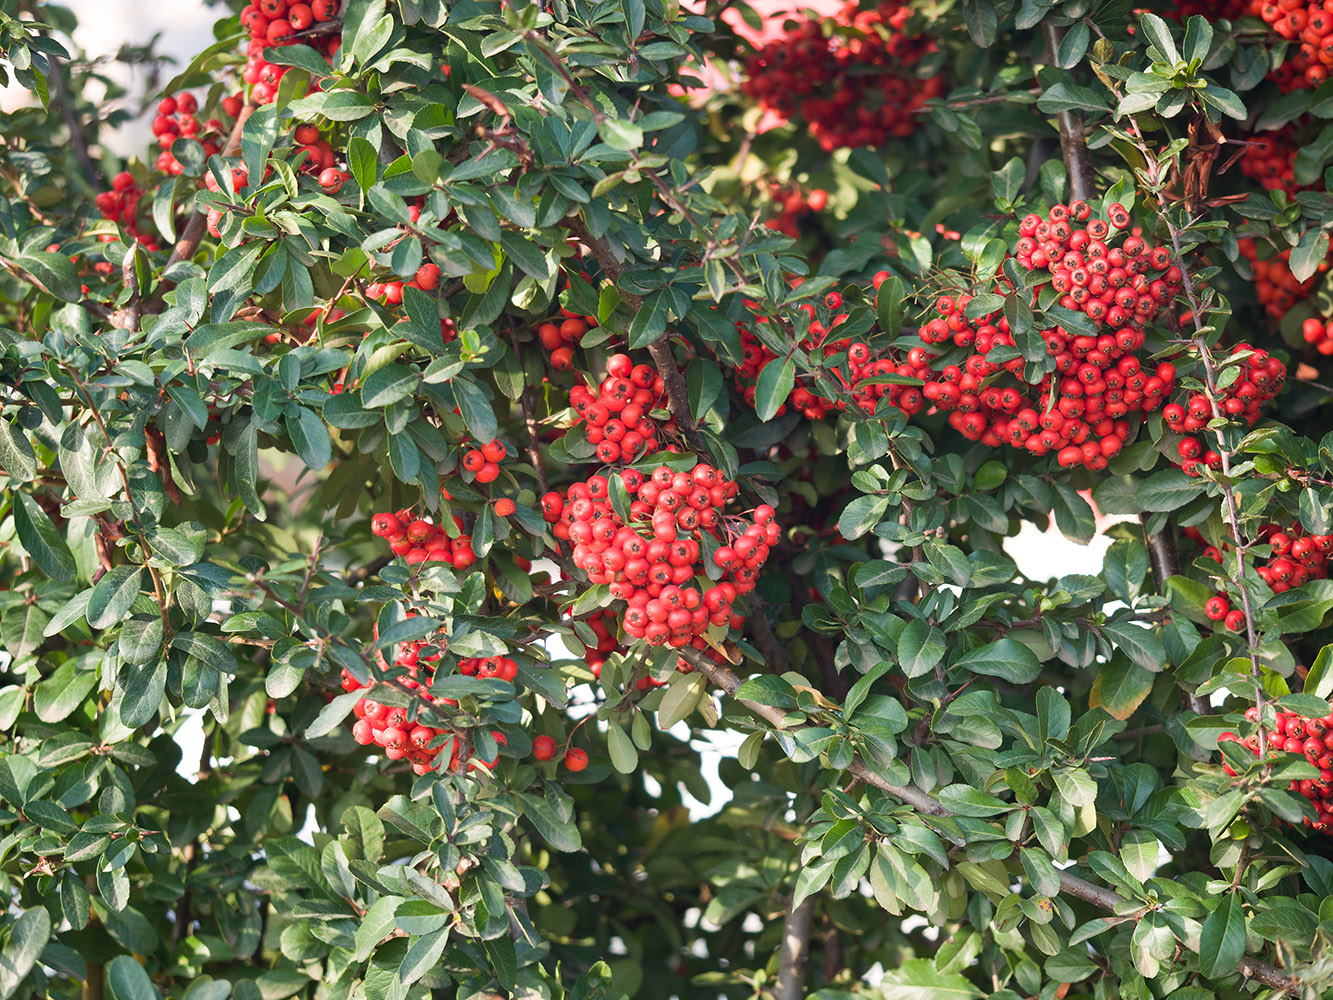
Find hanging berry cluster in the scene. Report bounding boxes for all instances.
[151,93,230,176]
[733,293,856,421]
[542,465,778,648]
[1163,344,1286,467]
[1239,237,1324,321]
[1238,124,1309,196]
[899,201,1184,469]
[1255,1,1333,90]
[460,439,507,485]
[94,172,158,249]
[569,355,675,464]
[370,509,478,568]
[536,274,601,371]
[1186,521,1332,617]
[240,0,341,104]
[342,663,506,776]
[741,0,943,150]
[764,184,828,238]
[1220,704,1333,833]
[1301,316,1333,355]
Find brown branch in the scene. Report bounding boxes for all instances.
[564,216,710,454]
[508,323,550,496]
[159,102,256,274]
[47,55,98,187]
[685,651,1305,995]
[1139,512,1180,593]
[776,895,815,1000]
[1042,22,1096,203]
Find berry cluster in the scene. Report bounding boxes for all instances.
[542,464,778,647]
[1238,124,1308,197]
[1302,316,1333,355]
[742,0,943,150]
[895,202,1184,469]
[1166,0,1256,19]
[538,314,597,371]
[1187,521,1332,614]
[1220,704,1333,833]
[1238,237,1323,321]
[94,172,156,247]
[460,439,507,485]
[1164,345,1286,468]
[151,93,228,176]
[240,0,341,104]
[533,735,588,771]
[1013,202,1182,329]
[292,121,349,192]
[458,655,519,681]
[569,355,674,464]
[370,508,478,568]
[734,310,845,421]
[764,184,828,238]
[1256,1,1333,91]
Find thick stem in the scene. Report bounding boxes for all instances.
[1042,23,1095,203]
[775,895,815,1000]
[684,650,1304,995]
[1139,513,1180,592]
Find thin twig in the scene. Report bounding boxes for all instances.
[684,650,1304,995]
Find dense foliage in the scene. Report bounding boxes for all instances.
[8,0,1333,998]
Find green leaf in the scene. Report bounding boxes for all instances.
[1139,11,1179,63]
[12,493,75,581]
[1137,468,1206,512]
[607,722,638,773]
[106,954,156,1000]
[398,926,450,987]
[15,251,81,301]
[119,659,166,728]
[838,495,890,540]
[876,275,905,335]
[626,290,671,348]
[1089,658,1154,720]
[753,357,795,422]
[171,631,238,673]
[598,118,643,151]
[1306,644,1333,700]
[1101,621,1166,673]
[523,791,582,852]
[952,638,1041,683]
[452,376,497,444]
[35,660,98,722]
[361,364,417,408]
[657,673,706,729]
[286,406,332,470]
[879,958,982,1000]
[1290,228,1329,284]
[1198,893,1246,978]
[897,619,945,678]
[0,420,37,483]
[87,565,144,630]
[307,689,362,739]
[937,784,1012,818]
[0,907,52,1000]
